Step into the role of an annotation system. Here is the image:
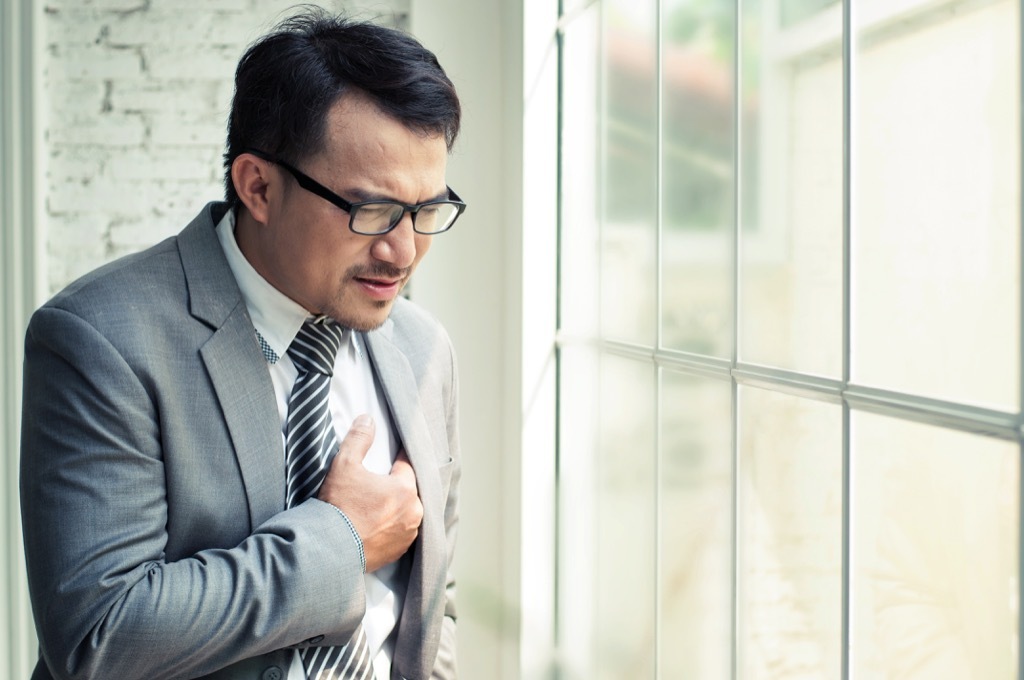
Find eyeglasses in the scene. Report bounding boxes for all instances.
[246,149,466,235]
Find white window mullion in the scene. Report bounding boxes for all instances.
[840,0,855,676]
[1,1,41,677]
[1017,0,1024,673]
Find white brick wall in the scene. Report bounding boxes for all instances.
[42,0,410,294]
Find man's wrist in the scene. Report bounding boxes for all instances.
[326,504,366,573]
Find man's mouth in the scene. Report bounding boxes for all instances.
[355,275,403,299]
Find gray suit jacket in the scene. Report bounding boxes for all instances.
[20,203,460,680]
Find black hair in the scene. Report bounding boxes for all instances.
[223,7,461,203]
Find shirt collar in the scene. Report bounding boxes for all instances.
[214,208,358,363]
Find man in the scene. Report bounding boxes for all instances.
[20,10,463,680]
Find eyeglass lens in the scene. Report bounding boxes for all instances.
[352,201,461,234]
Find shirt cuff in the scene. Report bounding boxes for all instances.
[327,504,366,573]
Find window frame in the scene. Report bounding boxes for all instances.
[554,0,1024,677]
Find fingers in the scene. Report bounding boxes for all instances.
[390,448,412,472]
[389,449,417,485]
[319,440,423,572]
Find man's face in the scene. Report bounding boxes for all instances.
[244,94,449,331]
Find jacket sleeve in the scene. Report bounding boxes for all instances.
[20,306,365,680]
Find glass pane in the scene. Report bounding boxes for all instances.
[661,0,735,357]
[660,370,733,679]
[560,2,601,339]
[602,0,658,345]
[738,387,843,679]
[563,0,593,15]
[780,0,839,27]
[738,0,842,377]
[851,412,1019,679]
[557,343,601,678]
[595,354,657,677]
[852,0,1020,409]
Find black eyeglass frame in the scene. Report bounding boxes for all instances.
[245,148,467,235]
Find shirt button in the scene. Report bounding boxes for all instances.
[261,666,283,680]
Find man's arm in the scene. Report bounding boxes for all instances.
[20,307,366,680]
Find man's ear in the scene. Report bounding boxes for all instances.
[232,153,273,224]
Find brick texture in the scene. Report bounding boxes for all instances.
[42,0,410,295]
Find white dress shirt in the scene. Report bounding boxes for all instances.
[216,209,404,680]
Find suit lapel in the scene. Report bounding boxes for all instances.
[200,311,285,527]
[363,325,446,677]
[363,325,444,539]
[178,204,284,529]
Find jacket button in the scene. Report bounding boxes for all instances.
[306,634,325,645]
[261,667,283,680]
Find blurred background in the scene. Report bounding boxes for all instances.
[1,0,1020,677]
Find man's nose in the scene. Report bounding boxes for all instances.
[370,213,418,269]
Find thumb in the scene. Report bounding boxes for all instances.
[337,414,375,462]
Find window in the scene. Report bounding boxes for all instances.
[556,0,1020,677]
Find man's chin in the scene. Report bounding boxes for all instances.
[330,299,393,332]
[349,317,388,332]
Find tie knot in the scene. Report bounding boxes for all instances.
[287,318,345,375]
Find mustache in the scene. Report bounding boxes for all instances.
[346,263,409,280]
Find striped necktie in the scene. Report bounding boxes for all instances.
[285,318,375,680]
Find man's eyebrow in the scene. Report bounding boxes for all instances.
[345,187,451,204]
[343,187,387,202]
